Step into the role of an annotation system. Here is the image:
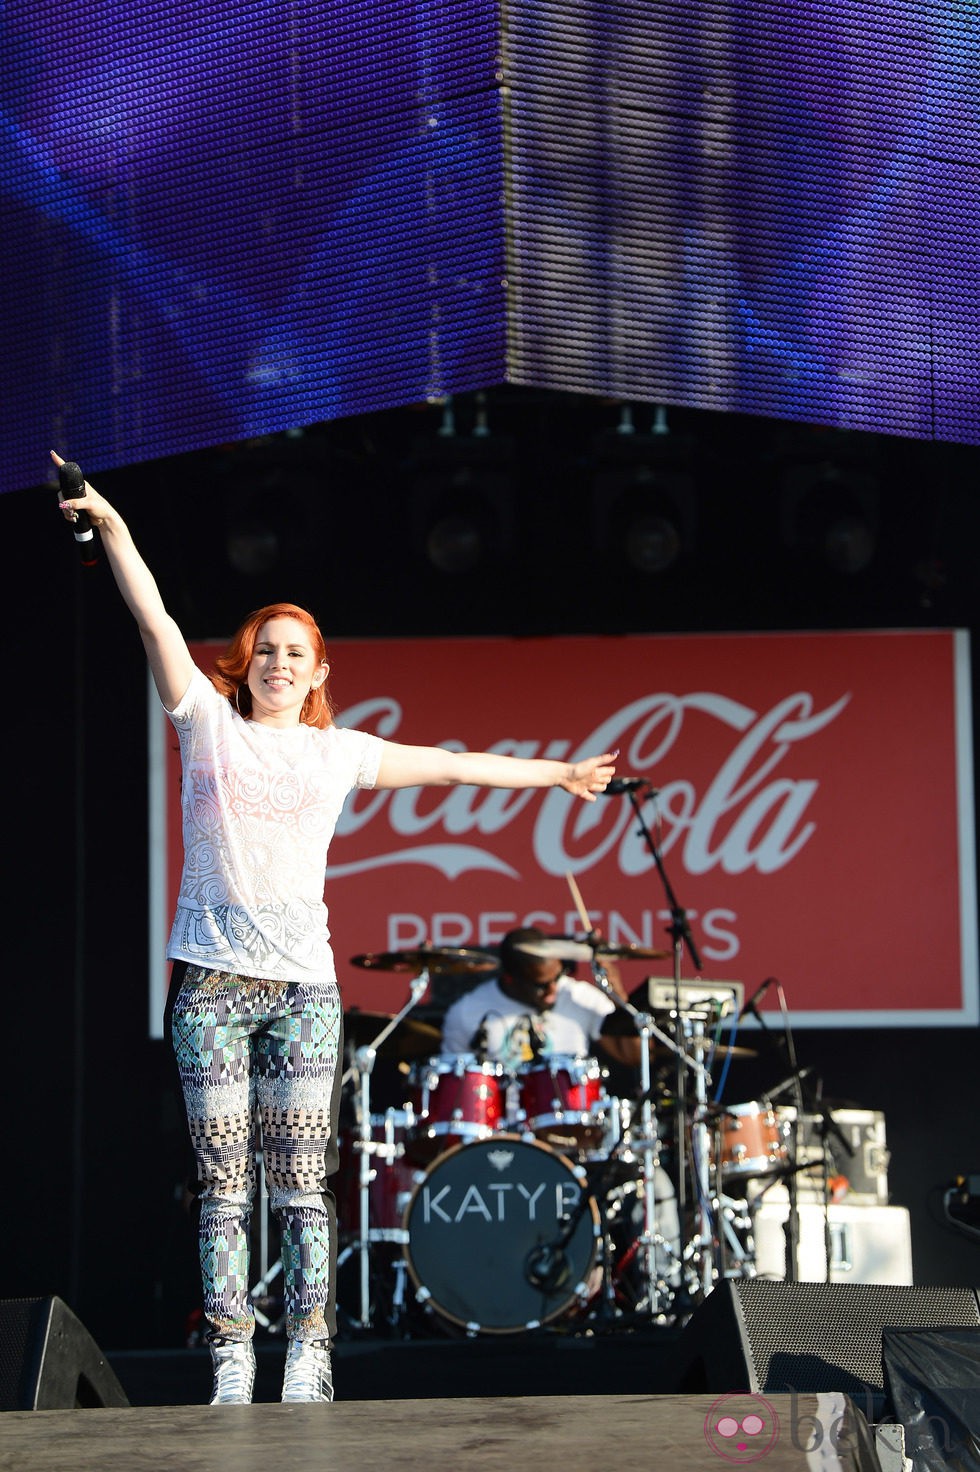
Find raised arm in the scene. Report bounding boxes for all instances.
[51,451,194,711]
[375,743,618,802]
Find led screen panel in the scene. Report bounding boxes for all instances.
[0,0,506,492]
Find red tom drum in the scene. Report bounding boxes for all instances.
[516,1055,609,1154]
[407,1054,506,1164]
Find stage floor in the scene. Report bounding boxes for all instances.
[0,1392,880,1471]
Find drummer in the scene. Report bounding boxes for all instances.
[440,925,639,1071]
[440,925,682,1290]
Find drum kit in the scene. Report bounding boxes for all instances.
[325,940,808,1339]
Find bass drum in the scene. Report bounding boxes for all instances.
[403,1134,600,1334]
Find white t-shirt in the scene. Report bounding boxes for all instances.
[166,667,382,984]
[440,976,615,1071]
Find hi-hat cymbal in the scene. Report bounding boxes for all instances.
[350,946,498,974]
[343,1009,442,1059]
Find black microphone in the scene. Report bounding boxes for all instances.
[739,977,777,1022]
[57,461,98,567]
[603,777,659,795]
[526,1014,545,1062]
[468,1014,490,1059]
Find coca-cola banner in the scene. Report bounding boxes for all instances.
[147,629,977,1035]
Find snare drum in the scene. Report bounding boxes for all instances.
[407,1054,506,1164]
[516,1055,609,1154]
[716,1100,788,1182]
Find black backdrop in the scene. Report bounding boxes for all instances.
[5,390,978,1350]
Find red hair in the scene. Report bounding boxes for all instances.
[210,603,334,729]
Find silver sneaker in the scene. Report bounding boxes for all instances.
[281,1338,333,1403]
[209,1338,256,1405]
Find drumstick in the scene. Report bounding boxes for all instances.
[565,871,594,935]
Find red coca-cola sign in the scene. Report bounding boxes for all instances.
[148,629,977,1033]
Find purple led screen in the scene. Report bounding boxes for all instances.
[2,0,979,496]
[505,0,980,442]
[0,0,507,493]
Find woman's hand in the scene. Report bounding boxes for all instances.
[559,751,619,801]
[50,450,113,527]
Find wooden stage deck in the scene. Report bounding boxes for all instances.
[0,1392,881,1471]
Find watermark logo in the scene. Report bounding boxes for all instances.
[703,1394,780,1463]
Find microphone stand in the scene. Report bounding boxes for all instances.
[745,983,809,1282]
[618,785,711,1298]
[764,985,803,1282]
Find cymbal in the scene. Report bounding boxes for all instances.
[513,937,594,963]
[343,1009,442,1059]
[350,946,498,974]
[708,1041,758,1060]
[514,937,671,964]
[592,942,672,961]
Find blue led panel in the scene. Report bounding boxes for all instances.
[2,0,979,495]
[504,0,980,442]
[0,0,505,492]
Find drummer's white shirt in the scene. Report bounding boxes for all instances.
[440,976,615,1070]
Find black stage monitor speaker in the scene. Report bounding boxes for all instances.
[0,1296,130,1410]
[674,1280,980,1405]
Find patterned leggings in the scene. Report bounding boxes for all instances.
[169,963,344,1345]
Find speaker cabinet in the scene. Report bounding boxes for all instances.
[674,1280,980,1406]
[0,1297,129,1410]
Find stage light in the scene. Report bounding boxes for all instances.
[592,462,695,575]
[778,460,879,575]
[590,404,696,576]
[408,400,515,576]
[220,458,324,579]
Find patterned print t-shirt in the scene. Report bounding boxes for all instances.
[166,667,382,984]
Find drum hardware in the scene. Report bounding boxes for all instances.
[725,978,820,1284]
[584,786,714,1309]
[585,953,697,1319]
[587,1110,685,1317]
[560,864,700,1320]
[343,967,432,1329]
[713,1192,756,1280]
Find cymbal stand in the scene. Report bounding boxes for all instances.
[343,970,429,1330]
[588,957,695,1318]
[613,785,703,1266]
[682,1013,719,1298]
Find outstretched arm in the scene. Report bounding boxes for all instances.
[51,452,194,711]
[375,743,618,802]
